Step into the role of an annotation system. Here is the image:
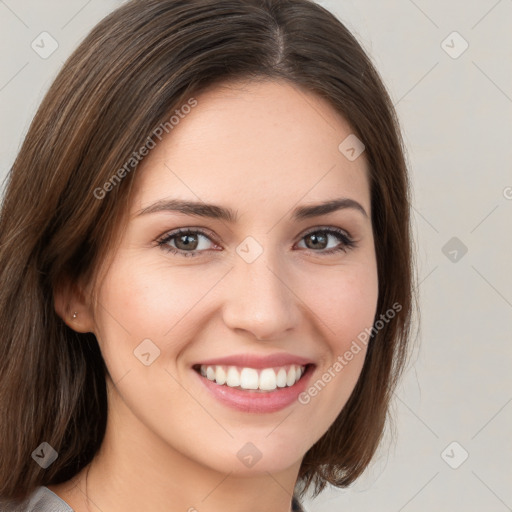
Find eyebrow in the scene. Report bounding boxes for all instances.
[136,197,368,222]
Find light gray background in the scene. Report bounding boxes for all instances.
[1,1,511,511]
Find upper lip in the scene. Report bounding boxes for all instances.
[193,353,315,369]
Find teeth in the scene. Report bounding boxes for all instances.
[226,366,240,387]
[286,366,296,386]
[240,368,259,389]
[199,364,306,391]
[259,368,276,390]
[276,367,287,388]
[215,366,226,385]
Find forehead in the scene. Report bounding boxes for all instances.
[132,79,370,218]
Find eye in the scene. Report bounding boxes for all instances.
[157,228,218,258]
[296,227,356,255]
[156,226,357,258]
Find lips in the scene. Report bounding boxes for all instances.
[193,361,315,413]
[192,352,315,369]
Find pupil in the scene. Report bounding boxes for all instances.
[307,233,326,249]
[177,234,197,250]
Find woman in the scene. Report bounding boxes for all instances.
[0,0,416,510]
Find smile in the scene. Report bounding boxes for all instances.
[192,363,315,413]
[194,363,307,392]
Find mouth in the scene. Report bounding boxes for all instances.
[192,363,315,393]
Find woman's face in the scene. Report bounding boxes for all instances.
[84,79,378,476]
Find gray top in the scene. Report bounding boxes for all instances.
[18,486,73,512]
[18,485,304,511]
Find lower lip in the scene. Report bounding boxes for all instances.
[193,365,315,413]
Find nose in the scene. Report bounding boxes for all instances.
[221,249,302,341]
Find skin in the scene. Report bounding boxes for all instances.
[51,79,379,512]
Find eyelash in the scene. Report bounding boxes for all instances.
[156,227,357,258]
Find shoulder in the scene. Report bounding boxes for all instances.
[13,486,73,512]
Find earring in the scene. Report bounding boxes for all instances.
[72,311,78,319]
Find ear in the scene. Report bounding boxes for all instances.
[53,273,96,334]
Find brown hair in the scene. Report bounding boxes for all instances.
[0,0,416,506]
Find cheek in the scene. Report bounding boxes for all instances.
[94,249,378,372]
[293,261,378,428]
[91,257,193,373]
[91,254,237,391]
[94,255,212,335]
[300,261,379,350]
